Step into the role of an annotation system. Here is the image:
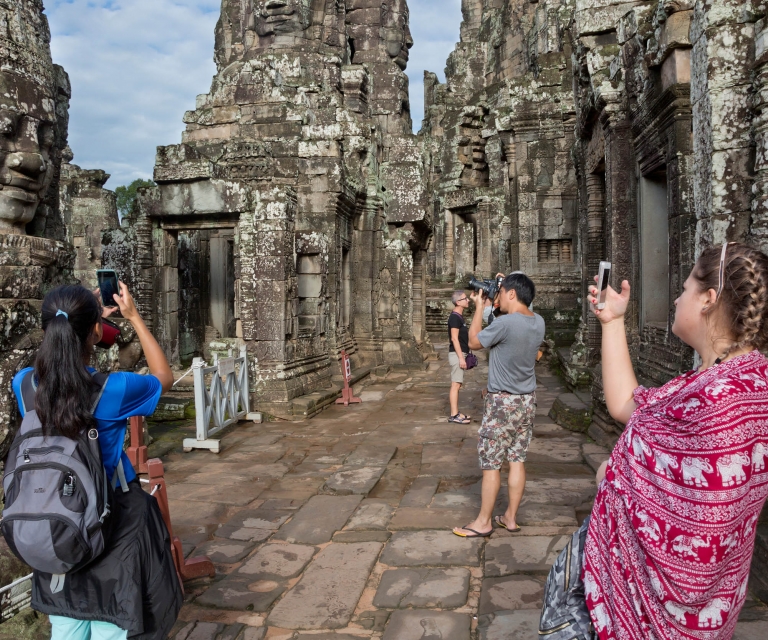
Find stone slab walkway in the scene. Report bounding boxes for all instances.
[166,346,768,640]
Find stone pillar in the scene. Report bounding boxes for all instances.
[585,173,605,366]
[152,227,179,363]
[239,187,297,402]
[501,134,519,270]
[752,21,768,254]
[352,198,384,365]
[444,209,456,279]
[455,221,475,281]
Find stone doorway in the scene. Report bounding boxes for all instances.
[176,227,237,365]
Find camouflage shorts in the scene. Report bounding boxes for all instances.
[477,392,536,470]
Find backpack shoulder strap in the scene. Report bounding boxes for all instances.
[19,370,37,415]
[19,370,108,416]
[89,371,109,414]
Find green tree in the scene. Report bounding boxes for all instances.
[115,178,155,219]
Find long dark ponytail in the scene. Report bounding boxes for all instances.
[35,285,101,439]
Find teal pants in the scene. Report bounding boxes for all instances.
[50,615,128,640]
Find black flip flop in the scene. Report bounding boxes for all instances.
[494,515,521,533]
[453,525,492,538]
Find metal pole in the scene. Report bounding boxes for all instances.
[192,357,207,442]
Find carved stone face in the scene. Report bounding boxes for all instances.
[381,0,413,70]
[252,0,312,37]
[0,5,57,234]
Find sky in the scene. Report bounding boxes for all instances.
[45,0,463,190]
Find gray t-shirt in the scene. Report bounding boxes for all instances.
[477,312,545,394]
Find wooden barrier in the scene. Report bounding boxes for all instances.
[126,416,148,474]
[146,459,215,583]
[129,417,215,586]
[335,350,362,406]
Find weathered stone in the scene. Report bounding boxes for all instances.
[192,539,258,564]
[225,509,292,531]
[323,466,387,495]
[105,0,431,411]
[333,530,391,543]
[382,610,471,640]
[267,542,382,629]
[516,504,578,527]
[195,573,286,612]
[380,531,482,567]
[478,610,542,640]
[346,444,397,466]
[274,495,363,544]
[345,500,394,530]
[213,525,273,543]
[548,393,592,433]
[374,568,470,609]
[237,543,315,578]
[400,476,440,507]
[479,575,546,614]
[484,536,569,576]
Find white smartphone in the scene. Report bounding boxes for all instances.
[597,261,611,309]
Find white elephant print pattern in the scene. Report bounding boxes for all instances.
[753,442,768,472]
[698,598,731,628]
[717,453,750,486]
[580,351,768,640]
[681,457,713,487]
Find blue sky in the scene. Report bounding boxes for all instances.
[45,0,462,189]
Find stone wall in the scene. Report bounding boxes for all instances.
[0,1,78,458]
[59,152,119,289]
[567,0,768,598]
[421,0,582,349]
[109,0,431,415]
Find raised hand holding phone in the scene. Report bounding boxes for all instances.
[588,267,630,324]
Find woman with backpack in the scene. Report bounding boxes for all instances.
[539,242,768,639]
[6,283,182,640]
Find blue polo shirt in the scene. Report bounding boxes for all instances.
[12,367,162,488]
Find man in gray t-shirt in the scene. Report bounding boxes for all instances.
[453,272,545,539]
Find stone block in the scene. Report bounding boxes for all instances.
[195,573,286,612]
[400,476,440,507]
[382,610,471,640]
[267,542,382,629]
[478,609,542,640]
[0,266,44,298]
[346,444,397,466]
[548,393,592,432]
[192,539,258,564]
[274,495,363,544]
[323,466,387,495]
[381,530,482,567]
[238,543,316,578]
[374,568,471,609]
[225,509,292,531]
[345,500,394,530]
[484,536,569,576]
[479,575,546,614]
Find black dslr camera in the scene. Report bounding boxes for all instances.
[468,274,504,300]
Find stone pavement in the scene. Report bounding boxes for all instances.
[166,346,768,640]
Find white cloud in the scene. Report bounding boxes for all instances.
[45,0,462,188]
[406,0,462,131]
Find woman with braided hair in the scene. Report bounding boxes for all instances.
[539,242,768,639]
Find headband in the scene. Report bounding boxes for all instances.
[716,242,730,300]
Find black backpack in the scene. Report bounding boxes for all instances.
[1,371,118,592]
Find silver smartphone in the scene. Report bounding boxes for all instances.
[597,261,611,310]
